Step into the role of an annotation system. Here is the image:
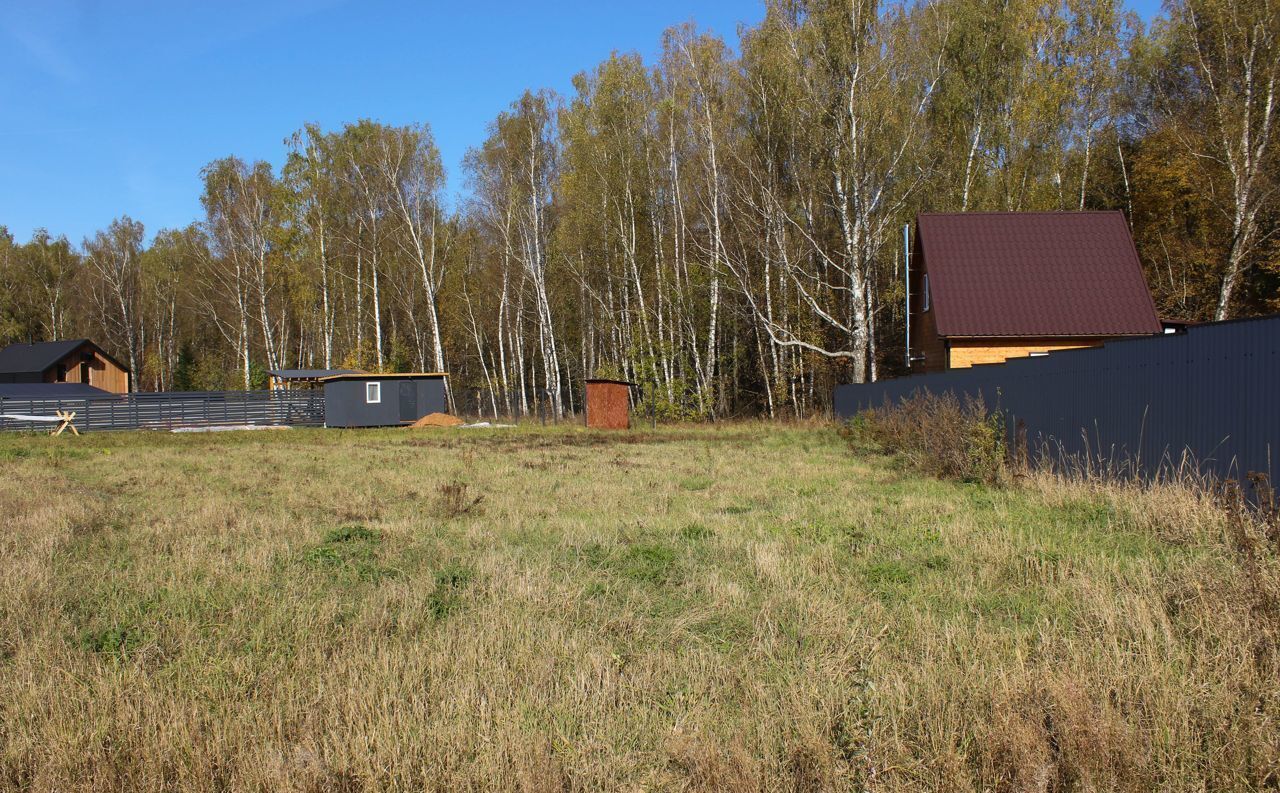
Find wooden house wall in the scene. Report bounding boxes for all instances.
[908,242,947,374]
[947,338,1105,369]
[41,345,129,393]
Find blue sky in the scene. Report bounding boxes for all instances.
[2,0,1162,245]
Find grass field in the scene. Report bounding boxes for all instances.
[0,423,1276,791]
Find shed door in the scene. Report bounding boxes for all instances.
[398,381,418,421]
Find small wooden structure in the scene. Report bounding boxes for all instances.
[0,408,80,435]
[584,379,635,430]
[51,410,79,435]
[0,339,130,393]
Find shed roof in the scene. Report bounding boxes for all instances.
[917,212,1162,338]
[267,368,361,381]
[0,383,113,399]
[585,378,637,387]
[319,372,447,382]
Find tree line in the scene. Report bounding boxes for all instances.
[2,0,1276,417]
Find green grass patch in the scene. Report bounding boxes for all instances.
[427,563,475,619]
[302,524,391,582]
[680,523,713,541]
[679,476,713,491]
[617,543,678,584]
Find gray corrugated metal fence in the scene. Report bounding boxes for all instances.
[833,314,1279,483]
[0,390,324,433]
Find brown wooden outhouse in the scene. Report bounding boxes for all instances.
[584,379,635,430]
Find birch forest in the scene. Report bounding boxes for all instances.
[2,0,1277,416]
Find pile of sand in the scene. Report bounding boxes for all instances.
[409,412,464,428]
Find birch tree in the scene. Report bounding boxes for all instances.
[733,0,944,383]
[83,217,145,386]
[375,124,450,374]
[284,124,339,368]
[201,158,278,386]
[1152,0,1279,319]
[20,230,79,340]
[467,92,565,414]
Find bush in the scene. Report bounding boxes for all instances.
[847,391,1005,484]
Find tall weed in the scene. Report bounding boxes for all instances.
[846,391,1005,484]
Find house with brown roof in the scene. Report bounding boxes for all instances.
[907,211,1162,373]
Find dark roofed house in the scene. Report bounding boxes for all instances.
[0,339,131,393]
[908,211,1162,373]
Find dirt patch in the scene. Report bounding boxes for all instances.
[410,412,464,428]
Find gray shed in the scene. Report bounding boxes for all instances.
[321,373,448,428]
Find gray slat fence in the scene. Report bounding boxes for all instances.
[833,314,1279,484]
[0,390,325,433]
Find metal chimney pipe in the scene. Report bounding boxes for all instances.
[903,223,911,370]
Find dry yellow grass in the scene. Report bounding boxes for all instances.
[0,423,1275,791]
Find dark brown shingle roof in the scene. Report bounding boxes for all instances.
[918,211,1162,338]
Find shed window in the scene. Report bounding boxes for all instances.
[922,274,931,312]
[366,382,381,404]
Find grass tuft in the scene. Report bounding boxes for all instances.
[679,523,713,541]
[426,563,474,619]
[433,480,484,519]
[678,476,713,491]
[618,543,678,584]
